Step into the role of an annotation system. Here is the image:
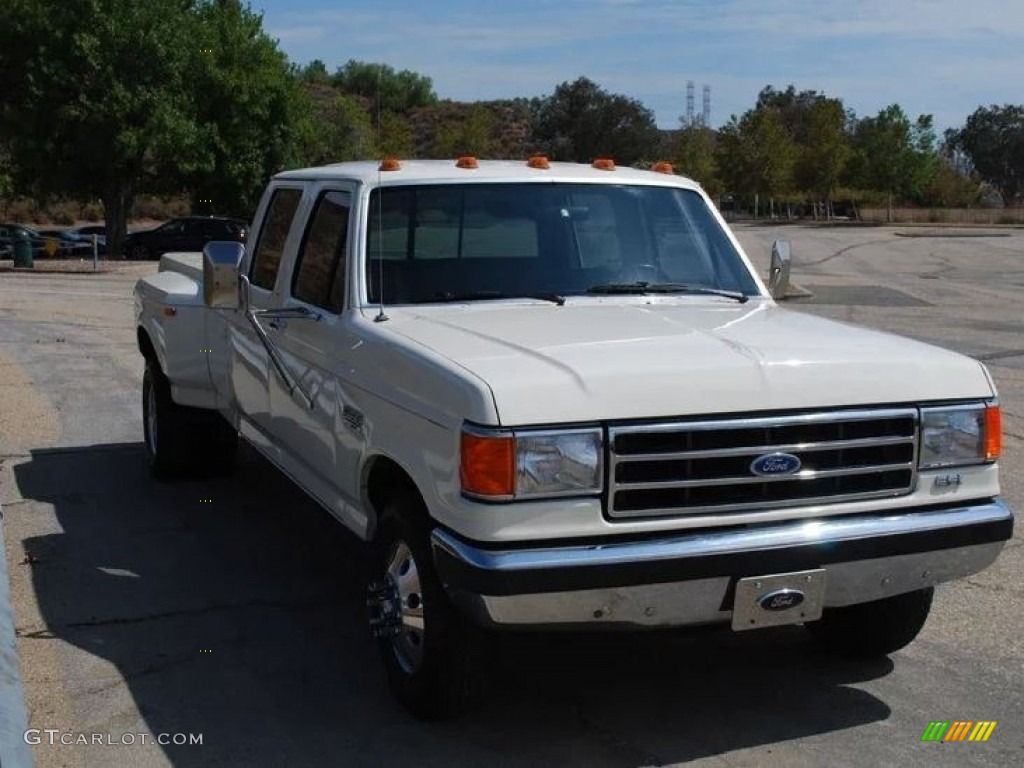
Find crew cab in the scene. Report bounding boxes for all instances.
[133,158,1013,718]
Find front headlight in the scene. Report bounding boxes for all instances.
[516,429,603,498]
[919,403,1000,469]
[461,425,603,500]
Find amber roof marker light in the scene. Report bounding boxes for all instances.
[378,157,401,172]
[592,157,616,171]
[455,156,479,169]
[651,161,674,174]
[527,155,550,169]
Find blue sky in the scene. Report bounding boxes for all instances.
[255,0,1024,132]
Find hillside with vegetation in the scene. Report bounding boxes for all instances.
[2,0,1023,254]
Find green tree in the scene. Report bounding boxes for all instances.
[923,165,981,207]
[427,104,497,158]
[296,92,375,167]
[716,107,796,211]
[0,0,199,255]
[953,104,1024,206]
[180,0,304,218]
[532,77,661,165]
[797,99,851,213]
[331,60,437,115]
[756,85,839,144]
[0,144,13,203]
[0,0,301,254]
[376,112,417,158]
[299,59,331,86]
[671,125,720,195]
[846,105,938,209]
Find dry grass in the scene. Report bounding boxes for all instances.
[0,195,190,225]
[860,207,1024,225]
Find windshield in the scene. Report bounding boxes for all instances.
[364,183,759,304]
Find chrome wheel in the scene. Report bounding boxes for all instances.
[369,539,425,674]
[145,375,158,457]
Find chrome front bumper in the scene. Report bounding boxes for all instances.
[431,499,1013,629]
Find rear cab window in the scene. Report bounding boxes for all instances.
[250,187,303,291]
[291,190,352,313]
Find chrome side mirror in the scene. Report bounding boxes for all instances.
[768,240,792,300]
[203,241,246,309]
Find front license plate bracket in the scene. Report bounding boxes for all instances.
[731,568,827,631]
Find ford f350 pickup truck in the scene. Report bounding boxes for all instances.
[134,158,1013,718]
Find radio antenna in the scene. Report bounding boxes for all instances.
[373,63,389,323]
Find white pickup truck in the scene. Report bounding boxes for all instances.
[134,158,1013,718]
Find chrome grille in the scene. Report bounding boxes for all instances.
[608,408,918,518]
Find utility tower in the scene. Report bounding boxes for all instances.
[686,81,695,126]
[702,85,711,126]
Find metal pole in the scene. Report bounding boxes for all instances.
[93,234,98,271]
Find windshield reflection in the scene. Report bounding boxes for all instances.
[365,183,759,304]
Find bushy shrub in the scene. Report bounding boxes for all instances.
[5,197,39,223]
[79,201,104,222]
[131,195,191,220]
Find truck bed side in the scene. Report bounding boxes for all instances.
[134,252,224,410]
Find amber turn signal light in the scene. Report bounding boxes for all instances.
[461,431,515,497]
[985,405,1001,461]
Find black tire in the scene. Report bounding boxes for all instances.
[368,496,484,720]
[805,587,934,659]
[143,364,238,480]
[130,244,150,260]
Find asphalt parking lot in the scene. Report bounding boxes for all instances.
[0,225,1022,767]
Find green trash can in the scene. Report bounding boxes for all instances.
[12,234,33,268]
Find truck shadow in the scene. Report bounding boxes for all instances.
[14,443,893,766]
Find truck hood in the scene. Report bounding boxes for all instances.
[382,300,993,425]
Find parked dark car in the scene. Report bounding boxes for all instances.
[122,216,247,260]
[36,228,96,257]
[0,223,48,256]
[66,224,108,249]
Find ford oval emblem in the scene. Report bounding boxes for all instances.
[750,452,802,477]
[758,589,805,612]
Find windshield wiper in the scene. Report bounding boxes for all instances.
[431,290,566,306]
[586,282,748,303]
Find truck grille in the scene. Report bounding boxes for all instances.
[608,408,918,518]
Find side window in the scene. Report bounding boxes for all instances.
[159,221,185,236]
[251,188,302,291]
[292,190,350,312]
[199,221,221,237]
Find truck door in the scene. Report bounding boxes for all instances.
[267,185,364,528]
[227,186,304,454]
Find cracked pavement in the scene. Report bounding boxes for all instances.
[0,231,1022,767]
